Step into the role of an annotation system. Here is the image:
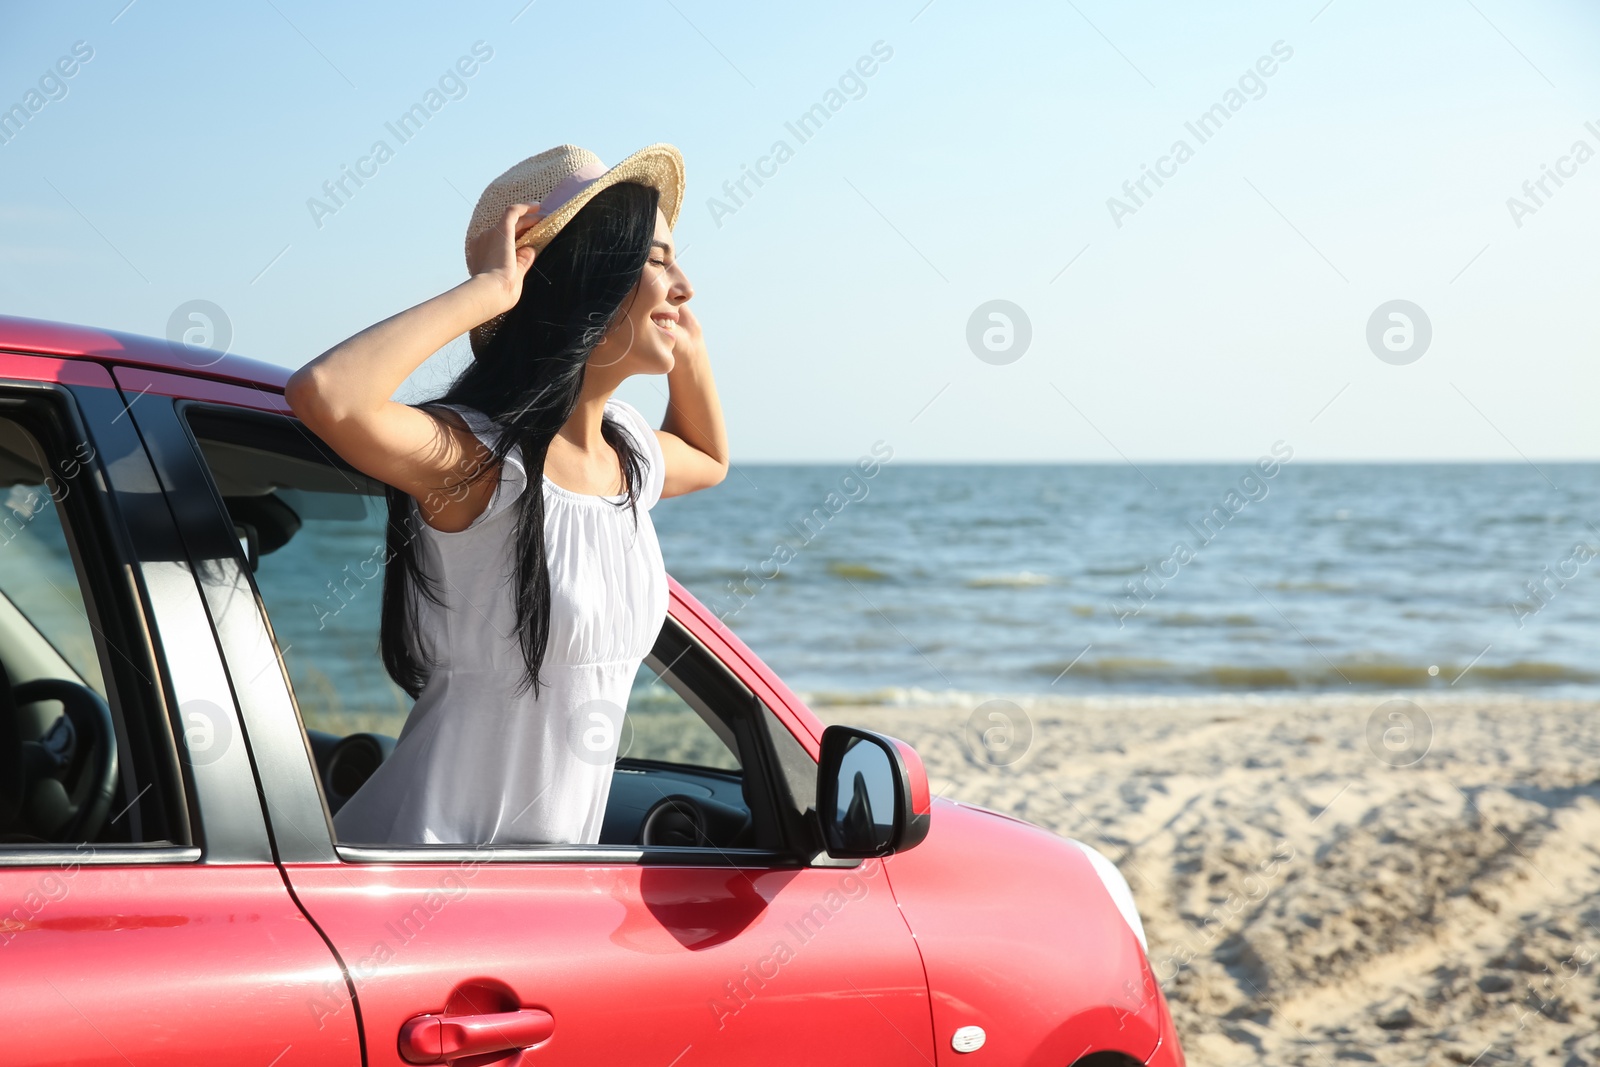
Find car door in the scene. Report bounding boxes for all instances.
[0,350,359,1066]
[130,389,938,1066]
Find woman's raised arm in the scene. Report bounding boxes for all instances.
[657,303,730,499]
[285,204,538,531]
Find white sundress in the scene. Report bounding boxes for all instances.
[332,397,669,846]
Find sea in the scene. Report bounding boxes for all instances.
[20,461,1599,713]
[650,462,1600,703]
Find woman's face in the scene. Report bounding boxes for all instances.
[589,208,691,377]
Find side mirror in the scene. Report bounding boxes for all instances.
[816,726,931,859]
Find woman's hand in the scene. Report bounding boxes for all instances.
[671,301,704,363]
[657,299,728,498]
[289,199,544,519]
[466,203,540,314]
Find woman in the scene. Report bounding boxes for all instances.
[285,143,728,846]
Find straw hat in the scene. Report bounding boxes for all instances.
[465,142,685,353]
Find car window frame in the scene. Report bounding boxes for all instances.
[630,648,743,772]
[166,399,824,869]
[0,376,197,867]
[113,380,324,865]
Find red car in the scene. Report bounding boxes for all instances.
[0,314,1184,1066]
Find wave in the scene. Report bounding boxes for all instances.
[1037,656,1174,681]
[1084,562,1146,576]
[1469,661,1596,682]
[1029,657,1598,689]
[1155,612,1259,628]
[825,561,888,581]
[1475,513,1568,526]
[965,571,1056,588]
[801,686,1012,708]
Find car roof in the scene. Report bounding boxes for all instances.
[0,313,291,391]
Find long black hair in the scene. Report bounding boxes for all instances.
[380,180,660,700]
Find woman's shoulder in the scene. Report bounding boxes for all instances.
[427,401,496,436]
[603,397,655,454]
[603,395,643,429]
[604,397,665,509]
[413,401,527,534]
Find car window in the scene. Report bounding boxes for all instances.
[183,412,787,854]
[0,465,104,696]
[0,407,184,849]
[185,431,411,738]
[624,656,741,771]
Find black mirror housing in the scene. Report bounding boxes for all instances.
[815,725,932,859]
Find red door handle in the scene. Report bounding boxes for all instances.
[399,1008,555,1064]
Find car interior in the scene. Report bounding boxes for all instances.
[0,595,120,846]
[0,416,159,848]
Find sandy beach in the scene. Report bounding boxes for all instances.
[815,692,1600,1066]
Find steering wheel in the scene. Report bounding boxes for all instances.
[638,794,753,849]
[12,679,118,843]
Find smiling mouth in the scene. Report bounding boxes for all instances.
[650,313,676,335]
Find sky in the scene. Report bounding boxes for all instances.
[2,0,1598,462]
